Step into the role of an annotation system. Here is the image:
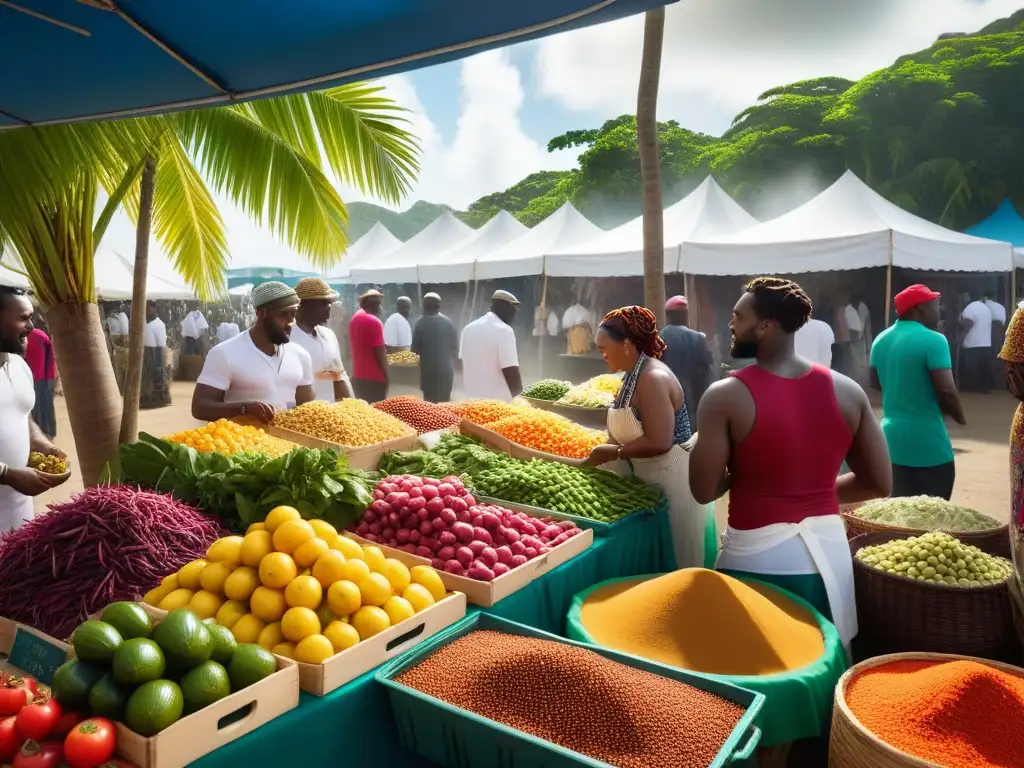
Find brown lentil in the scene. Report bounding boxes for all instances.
[396,629,745,768]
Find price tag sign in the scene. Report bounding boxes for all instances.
[8,627,67,685]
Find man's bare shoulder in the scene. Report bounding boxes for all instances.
[828,368,870,418]
[701,376,748,404]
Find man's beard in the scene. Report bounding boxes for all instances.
[264,321,290,345]
[730,337,758,359]
[0,333,28,355]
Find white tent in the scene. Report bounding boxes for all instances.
[683,170,1014,275]
[418,211,529,284]
[112,251,197,300]
[349,211,473,285]
[326,222,402,284]
[0,257,29,289]
[545,176,756,277]
[1015,248,1024,269]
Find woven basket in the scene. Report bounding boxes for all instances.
[830,652,1024,767]
[841,507,1011,559]
[850,532,1014,659]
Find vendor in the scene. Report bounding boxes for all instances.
[689,277,891,648]
[412,292,458,403]
[384,296,413,353]
[290,277,352,403]
[191,281,315,424]
[141,302,170,409]
[584,306,712,569]
[181,308,209,356]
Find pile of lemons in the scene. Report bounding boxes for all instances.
[142,505,448,665]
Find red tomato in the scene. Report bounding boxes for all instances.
[64,718,116,768]
[12,739,63,768]
[16,696,62,741]
[0,715,23,762]
[0,676,38,717]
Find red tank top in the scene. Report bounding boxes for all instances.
[728,364,852,530]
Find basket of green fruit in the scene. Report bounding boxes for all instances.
[28,450,72,481]
[851,531,1014,659]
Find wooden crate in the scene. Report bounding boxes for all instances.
[263,424,418,471]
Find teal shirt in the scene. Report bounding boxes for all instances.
[870,319,954,467]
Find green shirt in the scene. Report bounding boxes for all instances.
[870,319,953,467]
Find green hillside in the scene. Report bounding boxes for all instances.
[344,200,452,242]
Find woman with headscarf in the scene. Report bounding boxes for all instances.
[999,302,1024,578]
[585,306,716,568]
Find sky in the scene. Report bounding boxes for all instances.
[101,0,1022,273]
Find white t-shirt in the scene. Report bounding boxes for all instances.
[216,322,240,343]
[533,308,561,337]
[383,313,413,347]
[459,312,519,401]
[843,305,863,334]
[794,319,835,368]
[182,311,209,339]
[143,317,166,348]
[961,301,993,348]
[562,304,595,330]
[985,299,1007,325]
[0,355,35,531]
[106,313,128,336]
[290,324,348,402]
[197,331,314,410]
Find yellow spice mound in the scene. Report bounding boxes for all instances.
[579,568,825,676]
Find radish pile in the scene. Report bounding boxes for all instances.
[350,475,583,582]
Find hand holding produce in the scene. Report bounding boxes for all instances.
[373,397,460,434]
[274,399,413,446]
[521,380,571,401]
[166,419,296,458]
[855,531,1013,587]
[852,496,1001,532]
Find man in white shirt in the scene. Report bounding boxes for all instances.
[0,286,68,531]
[959,293,994,392]
[141,302,170,409]
[216,320,240,344]
[562,302,596,332]
[841,296,864,380]
[192,281,315,423]
[105,303,129,342]
[984,291,1007,387]
[181,309,209,356]
[794,313,835,368]
[460,290,522,402]
[383,297,413,352]
[291,277,352,403]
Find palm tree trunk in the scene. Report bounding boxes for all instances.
[637,8,666,326]
[46,302,122,486]
[120,155,156,444]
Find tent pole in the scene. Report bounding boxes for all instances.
[884,231,894,328]
[538,271,549,378]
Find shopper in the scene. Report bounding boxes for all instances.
[349,289,389,403]
[181,308,209,356]
[659,295,712,428]
[794,310,835,368]
[871,284,965,500]
[24,315,57,438]
[384,296,413,352]
[690,277,891,649]
[959,292,993,392]
[141,302,170,409]
[191,281,314,422]
[460,290,521,402]
[412,292,458,403]
[291,278,352,403]
[216,317,240,344]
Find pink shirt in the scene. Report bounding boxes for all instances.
[349,309,386,382]
[24,329,55,381]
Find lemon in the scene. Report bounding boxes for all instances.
[161,573,180,588]
[293,537,330,568]
[272,520,315,555]
[281,607,321,643]
[271,641,296,659]
[250,586,288,622]
[157,588,194,611]
[383,596,415,625]
[232,613,266,644]
[265,505,301,533]
[379,559,411,593]
[410,566,447,602]
[246,522,266,533]
[351,606,390,640]
[259,552,298,589]
[362,545,387,574]
[311,550,347,588]
[315,604,336,627]
[215,600,249,629]
[240,531,274,567]
[294,633,336,664]
[308,520,339,546]
[339,558,371,584]
[285,575,323,610]
[177,559,208,591]
[257,621,285,650]
[402,583,436,614]
[323,621,360,653]
[142,578,176,607]
[199,561,235,594]
[327,580,362,616]
[224,566,260,602]
[206,536,244,566]
[358,573,392,607]
[189,590,224,619]
[331,536,364,560]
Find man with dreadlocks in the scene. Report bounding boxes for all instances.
[690,277,891,649]
[586,306,716,569]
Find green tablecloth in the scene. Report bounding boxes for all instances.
[191,507,677,767]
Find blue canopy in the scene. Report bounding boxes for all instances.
[0,0,675,128]
[965,199,1024,248]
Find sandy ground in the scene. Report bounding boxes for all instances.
[34,380,1017,527]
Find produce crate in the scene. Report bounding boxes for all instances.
[460,419,621,473]
[389,363,420,386]
[282,592,467,696]
[376,613,764,768]
[346,523,595,607]
[475,495,663,538]
[521,396,609,430]
[261,424,418,471]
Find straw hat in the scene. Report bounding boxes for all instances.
[359,288,384,300]
[491,289,520,305]
[295,277,338,301]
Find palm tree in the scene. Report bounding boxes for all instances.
[0,85,418,485]
[637,8,667,324]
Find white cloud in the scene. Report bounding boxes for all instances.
[534,0,1021,135]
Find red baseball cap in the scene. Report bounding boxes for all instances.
[894,284,940,316]
[665,295,688,310]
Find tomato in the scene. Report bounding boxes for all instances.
[0,676,38,717]
[0,715,23,762]
[12,739,63,768]
[53,710,82,738]
[63,718,116,768]
[16,693,61,742]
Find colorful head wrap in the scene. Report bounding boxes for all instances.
[1000,301,1024,364]
[601,306,666,359]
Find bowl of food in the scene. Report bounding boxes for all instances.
[28,450,72,482]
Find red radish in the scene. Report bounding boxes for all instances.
[480,512,501,530]
[456,510,473,524]
[551,533,569,546]
[455,547,474,567]
[503,527,521,544]
[399,481,415,493]
[396,530,411,544]
[452,522,474,543]
[372,490,385,501]
[384,493,401,507]
[371,500,390,514]
[493,563,510,577]
[431,518,446,533]
[565,528,581,538]
[537,546,551,556]
[425,497,444,515]
[524,547,538,559]
[472,527,493,546]
[542,525,562,540]
[421,485,439,500]
[417,509,431,523]
[479,547,498,568]
[463,494,477,506]
[382,527,395,540]
[506,517,524,531]
[439,531,457,546]
[399,544,416,554]
[440,509,457,526]
[413,546,431,559]
[431,558,445,570]
[444,560,465,575]
[418,521,433,537]
[437,483,456,497]
[408,530,421,543]
[510,554,528,567]
[438,546,456,562]
[510,541,526,556]
[468,541,487,557]
[387,512,401,528]
[355,523,369,536]
[450,497,468,514]
[467,563,495,582]
[363,533,378,542]
[407,497,426,512]
[496,546,514,565]
[471,514,483,528]
[368,522,383,536]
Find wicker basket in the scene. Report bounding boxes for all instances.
[830,652,1024,767]
[850,532,1014,659]
[841,506,1011,559]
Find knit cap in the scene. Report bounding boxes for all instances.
[252,281,299,310]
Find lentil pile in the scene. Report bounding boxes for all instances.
[845,658,1024,768]
[397,630,745,768]
[274,399,413,446]
[579,569,824,676]
[486,412,607,459]
[447,399,531,425]
[373,396,460,434]
[166,419,296,457]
